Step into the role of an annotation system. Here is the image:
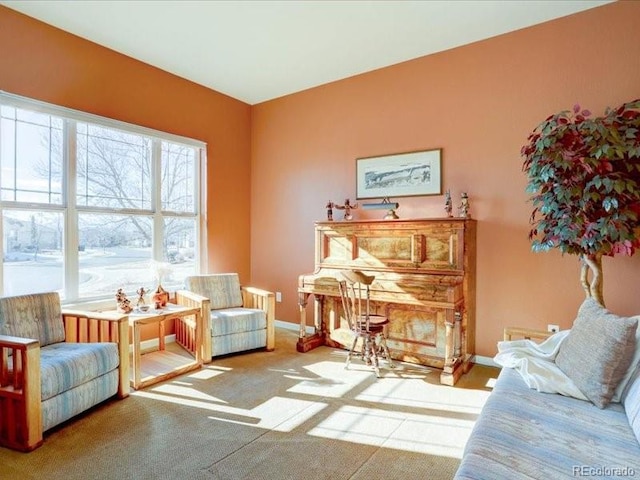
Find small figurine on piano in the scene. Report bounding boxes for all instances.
[326,201,334,221]
[334,198,358,220]
[458,192,470,218]
[444,189,453,217]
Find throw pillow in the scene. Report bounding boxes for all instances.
[556,298,638,409]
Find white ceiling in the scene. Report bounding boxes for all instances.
[2,0,611,105]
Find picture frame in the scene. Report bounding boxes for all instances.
[356,148,442,199]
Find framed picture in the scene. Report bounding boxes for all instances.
[356,148,442,199]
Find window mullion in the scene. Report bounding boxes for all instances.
[152,139,163,262]
[198,148,207,273]
[64,120,79,300]
[12,112,17,201]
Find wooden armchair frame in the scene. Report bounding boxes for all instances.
[175,286,275,363]
[0,310,129,452]
[503,326,553,342]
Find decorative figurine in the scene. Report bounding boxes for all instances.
[326,201,334,221]
[115,288,133,314]
[335,198,358,220]
[136,287,147,307]
[444,189,453,217]
[150,260,171,308]
[152,285,169,308]
[458,192,470,218]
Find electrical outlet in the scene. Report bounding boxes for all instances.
[547,324,560,333]
[276,292,282,303]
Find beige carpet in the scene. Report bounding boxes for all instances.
[0,328,498,480]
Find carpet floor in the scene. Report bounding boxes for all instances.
[0,328,498,480]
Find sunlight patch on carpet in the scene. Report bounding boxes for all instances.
[249,396,327,431]
[133,389,326,432]
[146,383,227,402]
[308,405,473,458]
[356,377,491,414]
[187,366,229,379]
[286,360,376,398]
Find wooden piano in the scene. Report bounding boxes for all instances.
[297,217,476,385]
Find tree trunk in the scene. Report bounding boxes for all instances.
[580,253,604,306]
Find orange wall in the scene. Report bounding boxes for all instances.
[3,3,640,358]
[0,6,252,280]
[251,1,640,357]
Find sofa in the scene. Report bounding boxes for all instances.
[0,292,129,451]
[456,299,640,479]
[175,273,275,360]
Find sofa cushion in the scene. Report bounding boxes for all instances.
[0,292,65,346]
[41,369,119,432]
[556,298,638,408]
[211,330,267,357]
[210,308,266,337]
[455,368,640,480]
[185,274,243,310]
[624,365,640,444]
[40,342,120,401]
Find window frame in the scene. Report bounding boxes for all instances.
[0,91,207,303]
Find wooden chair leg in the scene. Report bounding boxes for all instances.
[345,336,358,370]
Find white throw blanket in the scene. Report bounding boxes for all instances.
[493,330,588,400]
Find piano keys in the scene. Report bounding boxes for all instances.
[297,218,476,385]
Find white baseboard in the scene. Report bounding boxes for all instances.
[275,319,314,334]
[275,321,500,369]
[275,320,500,368]
[130,334,176,354]
[132,322,304,354]
[471,354,499,368]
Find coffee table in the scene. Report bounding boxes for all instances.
[126,304,203,389]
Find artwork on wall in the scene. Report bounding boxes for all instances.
[356,148,442,199]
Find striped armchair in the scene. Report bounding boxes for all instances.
[0,292,129,451]
[175,274,275,361]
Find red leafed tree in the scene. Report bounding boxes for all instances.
[521,99,640,306]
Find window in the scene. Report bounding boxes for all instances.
[0,107,64,204]
[76,123,153,209]
[2,209,64,297]
[0,92,206,303]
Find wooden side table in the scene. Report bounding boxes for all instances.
[126,304,203,389]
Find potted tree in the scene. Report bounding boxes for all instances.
[521,99,640,306]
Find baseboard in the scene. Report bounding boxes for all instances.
[131,322,305,354]
[130,334,177,354]
[275,321,501,368]
[471,354,499,368]
[275,319,314,334]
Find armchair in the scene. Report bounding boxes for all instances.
[0,292,129,451]
[175,274,275,361]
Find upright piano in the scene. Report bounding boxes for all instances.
[297,218,476,385]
